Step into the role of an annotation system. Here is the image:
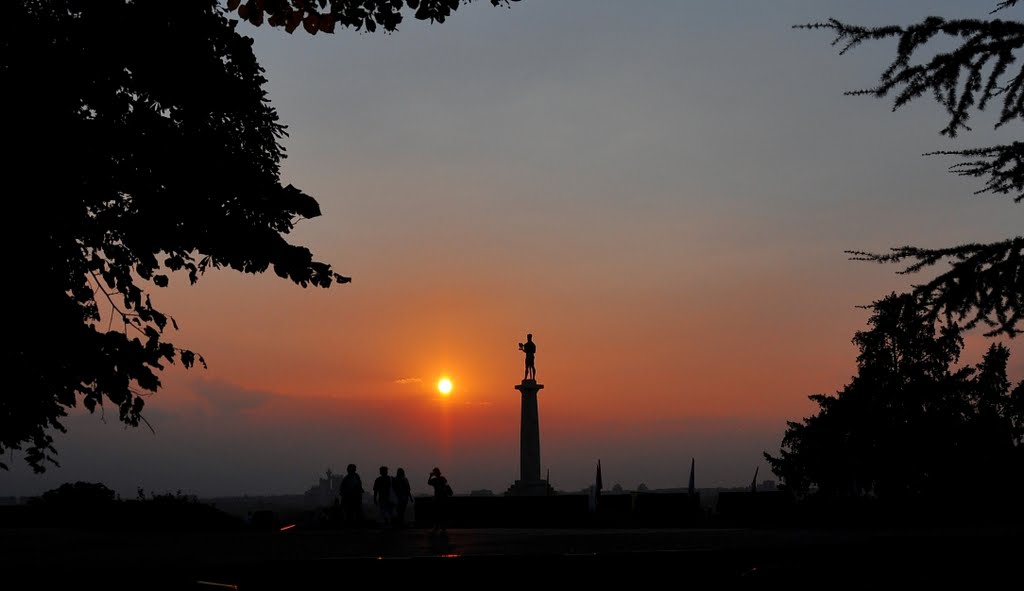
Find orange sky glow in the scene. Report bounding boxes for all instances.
[6,1,1020,499]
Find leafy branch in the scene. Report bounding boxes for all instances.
[225,0,520,34]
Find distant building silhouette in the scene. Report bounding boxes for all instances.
[303,468,342,507]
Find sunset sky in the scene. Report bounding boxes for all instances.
[7,1,1020,498]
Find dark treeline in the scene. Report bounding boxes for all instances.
[766,294,1023,517]
[4,481,241,531]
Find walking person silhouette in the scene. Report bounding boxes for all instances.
[373,466,395,528]
[339,464,364,527]
[427,466,451,533]
[392,467,412,528]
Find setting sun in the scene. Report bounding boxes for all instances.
[437,377,453,396]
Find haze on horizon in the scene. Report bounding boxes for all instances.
[4,0,1020,499]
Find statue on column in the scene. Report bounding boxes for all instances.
[518,333,537,381]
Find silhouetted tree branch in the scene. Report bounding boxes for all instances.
[799,2,1022,337]
[797,8,1022,138]
[847,238,1023,338]
[929,142,1023,200]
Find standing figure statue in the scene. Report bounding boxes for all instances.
[518,333,537,381]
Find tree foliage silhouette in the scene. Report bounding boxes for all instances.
[765,293,1022,500]
[3,0,514,473]
[799,1,1022,337]
[38,481,117,507]
[223,0,519,34]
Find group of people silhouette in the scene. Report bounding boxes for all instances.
[337,463,451,532]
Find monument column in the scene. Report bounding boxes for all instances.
[508,333,550,496]
[516,379,544,485]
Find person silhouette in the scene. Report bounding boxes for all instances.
[339,463,364,527]
[518,333,537,381]
[392,467,412,528]
[427,466,450,533]
[373,465,395,528]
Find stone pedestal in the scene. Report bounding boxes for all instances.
[507,379,551,496]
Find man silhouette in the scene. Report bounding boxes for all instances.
[339,463,364,527]
[373,466,395,528]
[428,467,450,533]
[518,333,536,381]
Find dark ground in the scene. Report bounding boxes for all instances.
[2,524,1021,589]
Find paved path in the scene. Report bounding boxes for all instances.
[3,525,1020,589]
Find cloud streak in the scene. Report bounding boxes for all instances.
[191,379,276,415]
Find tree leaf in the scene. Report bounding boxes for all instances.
[303,14,319,34]
[320,14,335,34]
[286,11,302,33]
